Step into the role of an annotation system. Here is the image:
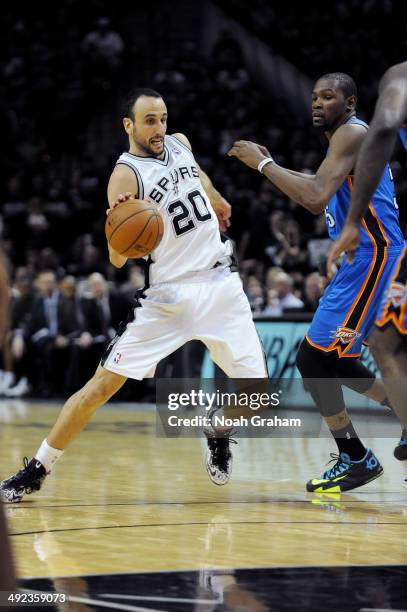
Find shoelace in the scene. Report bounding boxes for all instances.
[12,457,30,477]
[323,453,350,479]
[3,457,30,486]
[209,437,237,472]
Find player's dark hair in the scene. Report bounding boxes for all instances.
[319,73,357,99]
[122,88,163,120]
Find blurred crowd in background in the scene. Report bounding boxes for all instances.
[0,0,406,397]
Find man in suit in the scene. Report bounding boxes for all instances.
[81,272,131,341]
[28,270,83,395]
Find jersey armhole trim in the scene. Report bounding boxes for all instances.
[116,161,145,200]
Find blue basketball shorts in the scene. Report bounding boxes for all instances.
[375,245,407,336]
[306,245,404,357]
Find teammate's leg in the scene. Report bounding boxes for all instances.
[296,339,383,493]
[0,366,127,503]
[369,325,407,460]
[371,247,407,461]
[333,353,391,406]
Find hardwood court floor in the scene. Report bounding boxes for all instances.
[1,401,407,581]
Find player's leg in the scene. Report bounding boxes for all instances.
[0,502,16,590]
[333,355,390,406]
[298,251,391,492]
[371,246,407,461]
[370,325,407,460]
[1,292,191,503]
[197,270,268,485]
[0,365,127,503]
[296,339,383,492]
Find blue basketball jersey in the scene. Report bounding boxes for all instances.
[399,126,407,149]
[324,117,404,249]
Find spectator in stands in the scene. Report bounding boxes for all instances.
[307,214,331,272]
[28,270,83,396]
[120,265,145,302]
[1,268,35,397]
[264,266,283,290]
[244,275,264,313]
[81,272,130,342]
[302,272,322,314]
[261,272,304,316]
[27,196,49,249]
[81,16,124,89]
[277,218,308,273]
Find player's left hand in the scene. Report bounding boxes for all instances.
[327,222,361,278]
[227,141,269,169]
[214,196,231,232]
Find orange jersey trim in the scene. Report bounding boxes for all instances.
[375,245,407,335]
[305,335,361,358]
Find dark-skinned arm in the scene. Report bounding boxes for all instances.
[327,62,407,275]
[228,124,366,215]
[347,63,407,225]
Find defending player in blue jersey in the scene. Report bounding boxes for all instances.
[329,62,407,481]
[229,72,405,492]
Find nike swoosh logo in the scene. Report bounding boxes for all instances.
[312,475,347,485]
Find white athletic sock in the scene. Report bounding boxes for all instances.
[35,439,64,473]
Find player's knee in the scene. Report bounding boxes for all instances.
[369,328,386,366]
[296,339,323,378]
[82,371,122,407]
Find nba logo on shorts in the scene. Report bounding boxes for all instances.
[113,352,122,364]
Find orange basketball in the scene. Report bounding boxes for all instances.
[105,198,164,258]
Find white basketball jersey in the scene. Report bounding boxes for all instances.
[115,135,230,285]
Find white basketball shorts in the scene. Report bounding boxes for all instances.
[102,267,267,380]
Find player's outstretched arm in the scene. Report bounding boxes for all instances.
[106,165,139,268]
[228,125,365,214]
[172,132,231,231]
[327,62,407,276]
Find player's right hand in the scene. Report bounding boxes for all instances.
[327,222,361,278]
[106,192,133,215]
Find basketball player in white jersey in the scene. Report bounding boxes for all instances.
[0,89,268,503]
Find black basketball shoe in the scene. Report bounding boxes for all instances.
[306,449,383,493]
[204,408,236,485]
[394,429,407,461]
[0,458,46,503]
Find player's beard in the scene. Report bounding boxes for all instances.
[132,130,164,158]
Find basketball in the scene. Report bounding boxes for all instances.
[105,198,164,258]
